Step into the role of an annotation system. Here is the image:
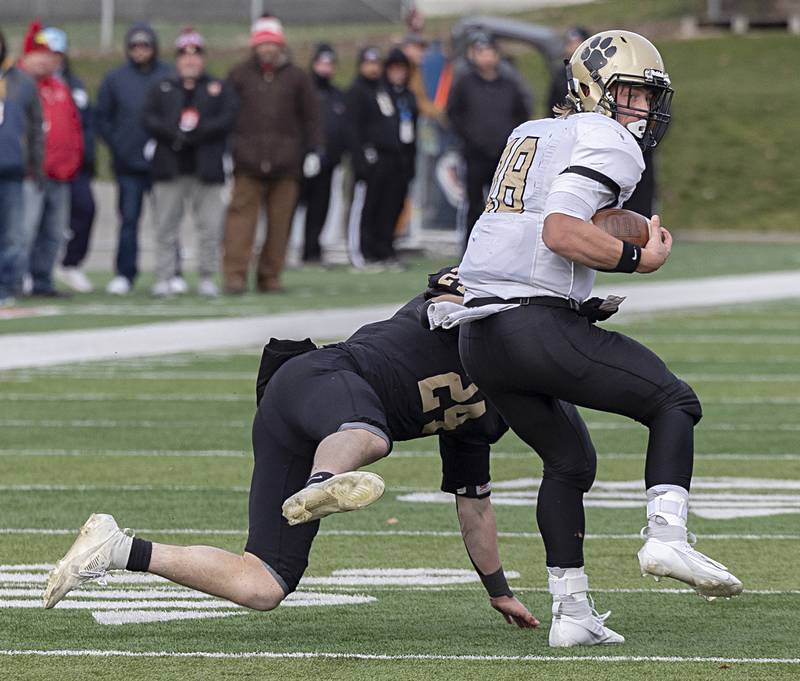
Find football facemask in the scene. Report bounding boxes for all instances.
[565,30,674,149]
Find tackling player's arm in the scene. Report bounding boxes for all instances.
[439,431,539,629]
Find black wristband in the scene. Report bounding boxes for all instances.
[479,567,514,599]
[611,241,641,273]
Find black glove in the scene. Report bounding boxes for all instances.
[578,297,619,323]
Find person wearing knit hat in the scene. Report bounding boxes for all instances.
[142,26,236,298]
[222,14,322,293]
[298,42,347,265]
[0,28,43,307]
[95,22,171,295]
[18,20,83,298]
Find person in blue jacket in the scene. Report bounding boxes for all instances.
[95,23,171,295]
[0,28,43,307]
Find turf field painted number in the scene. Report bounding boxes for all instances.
[418,372,486,434]
[485,136,538,214]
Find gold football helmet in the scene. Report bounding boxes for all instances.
[565,30,673,148]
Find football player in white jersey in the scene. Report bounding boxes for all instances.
[455,31,743,647]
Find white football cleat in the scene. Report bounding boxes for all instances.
[197,278,219,298]
[549,606,625,647]
[106,275,131,295]
[638,527,743,600]
[42,513,132,609]
[282,471,385,526]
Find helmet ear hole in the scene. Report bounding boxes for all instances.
[580,83,591,97]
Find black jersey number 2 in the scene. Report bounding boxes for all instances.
[418,372,486,435]
[485,136,539,214]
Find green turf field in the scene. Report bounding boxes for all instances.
[1,299,799,679]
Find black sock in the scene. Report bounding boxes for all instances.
[305,471,334,487]
[126,537,153,572]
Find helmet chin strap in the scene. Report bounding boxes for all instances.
[626,118,647,139]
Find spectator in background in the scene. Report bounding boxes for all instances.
[142,28,237,298]
[96,23,171,295]
[300,43,347,266]
[43,27,97,294]
[383,47,418,267]
[546,26,590,115]
[18,21,82,298]
[223,15,321,294]
[447,33,529,246]
[0,28,43,308]
[401,33,444,124]
[346,47,402,270]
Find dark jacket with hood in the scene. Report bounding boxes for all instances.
[227,52,322,179]
[95,23,172,175]
[0,31,43,181]
[142,72,237,184]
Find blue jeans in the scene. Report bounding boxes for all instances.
[115,173,150,282]
[0,178,25,298]
[23,179,70,293]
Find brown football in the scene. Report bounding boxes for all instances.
[592,208,650,247]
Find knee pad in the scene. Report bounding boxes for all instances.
[543,456,597,494]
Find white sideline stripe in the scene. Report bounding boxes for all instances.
[0,588,215,599]
[92,611,244,626]
[10,418,800,432]
[0,449,247,458]
[0,649,798,664]
[0,484,250,493]
[4,448,800,462]
[4,270,800,370]
[0,393,251,403]
[0,419,249,429]
[1,529,798,541]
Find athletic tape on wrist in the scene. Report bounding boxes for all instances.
[611,241,641,273]
[480,567,514,599]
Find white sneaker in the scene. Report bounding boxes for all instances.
[638,526,743,599]
[55,266,94,293]
[169,276,189,295]
[42,513,132,609]
[282,471,385,526]
[549,606,625,647]
[197,278,219,298]
[151,280,172,298]
[106,276,131,295]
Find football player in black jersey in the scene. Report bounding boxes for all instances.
[43,268,539,629]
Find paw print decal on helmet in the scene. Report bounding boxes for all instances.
[580,35,617,74]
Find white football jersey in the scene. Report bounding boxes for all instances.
[459,112,645,304]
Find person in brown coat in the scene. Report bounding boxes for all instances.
[222,15,322,293]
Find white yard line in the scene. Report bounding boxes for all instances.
[0,528,797,540]
[0,649,797,664]
[3,270,800,370]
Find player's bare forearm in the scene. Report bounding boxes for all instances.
[543,212,672,273]
[543,213,626,269]
[456,496,501,574]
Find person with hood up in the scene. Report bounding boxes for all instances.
[96,22,172,295]
[222,15,322,294]
[0,28,43,307]
[17,21,82,298]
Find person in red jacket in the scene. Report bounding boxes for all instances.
[18,21,83,297]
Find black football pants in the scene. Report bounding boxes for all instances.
[459,304,701,568]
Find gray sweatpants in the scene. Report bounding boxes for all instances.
[152,177,225,282]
